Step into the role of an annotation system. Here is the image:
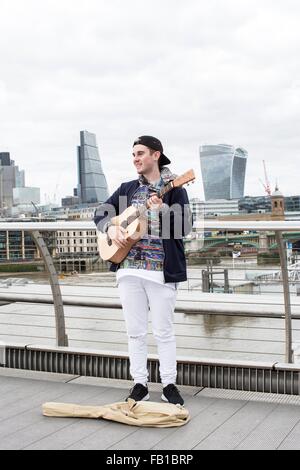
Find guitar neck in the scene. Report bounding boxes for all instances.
[120,169,195,228]
[137,181,174,217]
[157,181,174,199]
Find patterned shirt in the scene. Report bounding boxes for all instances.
[119,177,164,271]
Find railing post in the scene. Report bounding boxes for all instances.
[30,230,68,347]
[224,269,229,293]
[202,270,209,292]
[275,230,293,363]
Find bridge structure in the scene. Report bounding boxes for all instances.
[256,260,300,283]
[184,231,300,253]
[1,220,300,449]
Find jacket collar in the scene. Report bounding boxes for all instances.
[138,166,177,192]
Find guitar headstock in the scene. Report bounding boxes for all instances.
[172,169,196,188]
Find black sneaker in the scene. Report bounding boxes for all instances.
[126,383,150,402]
[161,384,184,406]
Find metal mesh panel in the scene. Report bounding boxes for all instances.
[2,346,300,395]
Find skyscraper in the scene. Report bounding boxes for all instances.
[77,131,109,204]
[199,144,247,201]
[0,152,26,210]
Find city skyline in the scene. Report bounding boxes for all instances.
[1,134,299,207]
[0,0,299,204]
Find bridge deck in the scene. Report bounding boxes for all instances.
[1,368,300,450]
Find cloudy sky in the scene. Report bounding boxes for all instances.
[0,0,299,204]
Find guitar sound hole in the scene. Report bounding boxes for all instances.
[107,234,113,247]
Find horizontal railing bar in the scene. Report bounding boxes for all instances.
[0,295,299,318]
[0,288,299,304]
[0,220,299,231]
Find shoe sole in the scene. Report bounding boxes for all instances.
[127,393,150,402]
[161,393,184,406]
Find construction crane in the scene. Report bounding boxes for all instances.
[259,160,272,196]
[53,183,60,205]
[31,201,40,217]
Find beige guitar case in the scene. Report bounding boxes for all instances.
[43,399,190,428]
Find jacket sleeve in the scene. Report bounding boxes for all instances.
[160,187,193,239]
[93,185,122,233]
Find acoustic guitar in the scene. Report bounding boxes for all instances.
[97,169,196,264]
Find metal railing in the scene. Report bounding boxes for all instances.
[0,220,300,363]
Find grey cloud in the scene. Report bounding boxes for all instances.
[0,0,299,202]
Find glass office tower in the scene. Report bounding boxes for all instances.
[77,131,109,204]
[200,144,247,200]
[0,152,26,210]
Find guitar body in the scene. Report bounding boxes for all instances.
[97,208,148,263]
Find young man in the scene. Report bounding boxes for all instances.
[94,136,192,405]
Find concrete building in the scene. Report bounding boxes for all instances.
[56,229,98,256]
[0,225,56,261]
[217,186,285,222]
[190,198,239,220]
[41,204,97,221]
[285,196,300,212]
[61,196,80,207]
[190,198,204,223]
[239,195,272,214]
[239,194,300,220]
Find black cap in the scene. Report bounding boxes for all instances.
[133,135,171,166]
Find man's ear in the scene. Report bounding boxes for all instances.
[155,151,161,162]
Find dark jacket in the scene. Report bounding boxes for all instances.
[93,179,193,283]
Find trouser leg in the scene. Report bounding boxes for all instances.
[117,276,149,385]
[144,280,178,386]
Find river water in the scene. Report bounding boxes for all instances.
[0,259,297,296]
[1,260,299,362]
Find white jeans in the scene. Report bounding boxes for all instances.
[117,276,178,386]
